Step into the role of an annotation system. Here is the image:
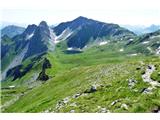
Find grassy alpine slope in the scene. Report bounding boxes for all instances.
[1,40,160,113]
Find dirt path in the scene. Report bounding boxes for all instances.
[0,93,23,112]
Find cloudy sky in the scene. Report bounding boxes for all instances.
[0,0,160,27]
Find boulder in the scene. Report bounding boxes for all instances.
[70,110,75,113]
[63,97,70,104]
[72,93,81,98]
[128,79,137,88]
[148,65,152,69]
[136,67,141,70]
[111,99,120,106]
[121,103,128,110]
[152,106,160,113]
[141,87,153,94]
[69,102,77,107]
[84,85,97,93]
[100,108,106,113]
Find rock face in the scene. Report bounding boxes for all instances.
[2,21,53,62]
[53,16,135,49]
[6,65,23,81]
[6,63,34,81]
[24,21,52,59]
[2,43,29,80]
[1,35,13,59]
[22,24,37,37]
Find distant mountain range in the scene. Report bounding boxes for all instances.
[1,25,25,38]
[121,24,160,35]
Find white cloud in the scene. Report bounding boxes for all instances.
[0,0,160,26]
[0,0,160,10]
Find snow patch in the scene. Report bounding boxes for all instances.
[128,53,138,56]
[9,86,15,89]
[54,28,73,44]
[99,41,108,46]
[49,28,55,40]
[156,46,160,55]
[119,49,124,52]
[142,41,149,44]
[156,41,160,44]
[147,47,153,53]
[67,47,73,50]
[84,45,87,48]
[54,40,60,44]
[67,47,82,51]
[48,28,56,51]
[129,39,134,41]
[26,33,34,40]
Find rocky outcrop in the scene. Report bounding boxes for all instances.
[152,106,160,113]
[37,58,51,81]
[6,62,34,81]
[37,70,49,81]
[42,58,52,69]
[84,84,104,93]
[141,65,160,94]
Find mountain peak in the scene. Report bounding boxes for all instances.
[24,24,37,35]
[77,16,88,20]
[24,21,50,59]
[74,16,88,22]
[39,21,48,28]
[38,21,50,33]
